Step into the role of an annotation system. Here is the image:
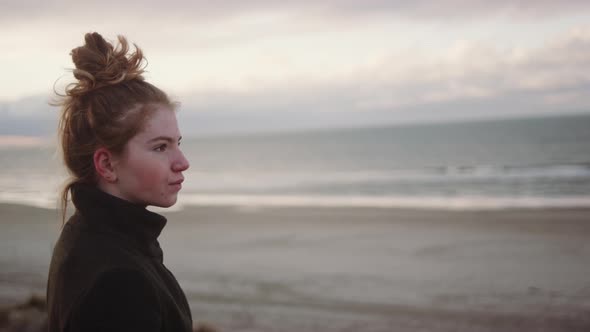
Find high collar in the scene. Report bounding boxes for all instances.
[70,183,167,261]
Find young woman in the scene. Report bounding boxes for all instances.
[46,32,192,332]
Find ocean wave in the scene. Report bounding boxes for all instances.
[180,162,590,193]
[2,191,590,211]
[0,191,58,209]
[175,194,590,210]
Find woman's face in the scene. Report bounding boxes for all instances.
[112,106,190,207]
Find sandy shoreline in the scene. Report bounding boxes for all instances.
[1,203,589,331]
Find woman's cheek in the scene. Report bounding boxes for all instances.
[145,165,166,189]
[131,158,166,191]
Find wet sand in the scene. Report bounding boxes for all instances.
[1,203,589,331]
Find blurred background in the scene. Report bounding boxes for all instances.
[1,1,590,331]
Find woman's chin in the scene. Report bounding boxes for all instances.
[152,196,178,208]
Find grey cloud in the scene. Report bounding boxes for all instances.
[2,0,589,22]
[3,26,590,137]
[0,96,57,136]
[176,83,590,137]
[174,27,590,135]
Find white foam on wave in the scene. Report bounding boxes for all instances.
[181,163,590,193]
[176,194,590,210]
[2,191,589,211]
[0,136,49,148]
[0,191,58,209]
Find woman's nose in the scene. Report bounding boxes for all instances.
[172,149,190,172]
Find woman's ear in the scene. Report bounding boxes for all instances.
[93,148,118,182]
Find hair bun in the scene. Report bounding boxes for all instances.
[67,32,146,96]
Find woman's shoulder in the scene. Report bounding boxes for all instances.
[49,213,149,289]
[85,267,160,302]
[57,211,140,258]
[67,267,163,331]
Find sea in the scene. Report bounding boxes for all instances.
[2,113,590,330]
[1,113,590,210]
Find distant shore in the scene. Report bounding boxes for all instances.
[1,203,590,331]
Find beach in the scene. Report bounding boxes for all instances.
[1,203,589,331]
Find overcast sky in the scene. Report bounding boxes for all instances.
[1,1,590,136]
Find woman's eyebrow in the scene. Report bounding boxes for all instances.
[147,136,182,143]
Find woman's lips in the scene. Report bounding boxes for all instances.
[170,179,184,191]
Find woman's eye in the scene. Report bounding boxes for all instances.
[154,144,167,152]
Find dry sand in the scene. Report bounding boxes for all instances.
[1,203,589,331]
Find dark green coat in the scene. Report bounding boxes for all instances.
[46,184,193,332]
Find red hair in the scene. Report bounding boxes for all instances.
[55,32,175,220]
